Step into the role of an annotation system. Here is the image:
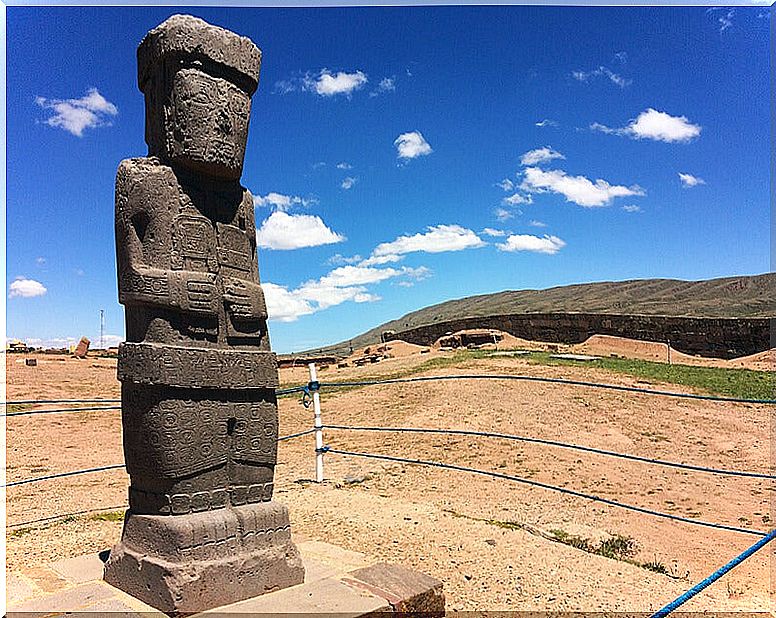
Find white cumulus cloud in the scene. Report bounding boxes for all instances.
[293,281,379,310]
[21,336,77,350]
[372,224,485,258]
[370,76,396,97]
[379,77,396,91]
[622,204,642,213]
[591,108,701,143]
[498,234,566,255]
[327,253,363,266]
[93,334,124,349]
[628,109,701,143]
[319,265,402,288]
[304,69,368,96]
[495,208,513,222]
[520,146,565,166]
[535,119,558,128]
[521,167,645,208]
[35,88,118,137]
[394,131,433,160]
[482,228,506,237]
[359,254,404,267]
[572,66,631,88]
[263,262,429,321]
[253,192,316,211]
[497,178,515,191]
[256,212,345,250]
[9,277,47,298]
[678,173,706,188]
[341,177,357,190]
[263,282,316,322]
[502,192,533,206]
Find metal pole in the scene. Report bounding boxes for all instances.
[309,362,324,483]
[99,309,105,350]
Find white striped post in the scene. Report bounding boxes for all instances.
[308,362,324,482]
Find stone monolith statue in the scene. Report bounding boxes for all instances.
[104,15,304,614]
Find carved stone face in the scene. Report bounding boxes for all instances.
[164,67,251,180]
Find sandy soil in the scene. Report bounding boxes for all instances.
[344,340,428,363]
[730,349,775,373]
[574,334,704,365]
[432,330,548,352]
[571,334,775,372]
[379,340,428,358]
[5,350,773,612]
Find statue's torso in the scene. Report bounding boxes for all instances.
[116,157,268,350]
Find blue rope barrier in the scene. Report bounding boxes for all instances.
[4,464,125,488]
[651,529,776,617]
[277,428,316,441]
[276,385,308,396]
[325,448,767,537]
[4,384,307,406]
[2,398,120,405]
[2,405,121,418]
[5,429,313,488]
[8,504,128,529]
[323,425,774,479]
[2,387,308,417]
[319,374,776,404]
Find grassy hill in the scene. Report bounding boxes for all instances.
[298,273,775,357]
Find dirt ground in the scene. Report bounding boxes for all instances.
[573,334,775,371]
[5,347,774,612]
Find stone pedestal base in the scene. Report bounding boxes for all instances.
[103,501,304,615]
[8,539,444,617]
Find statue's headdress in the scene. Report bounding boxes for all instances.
[138,14,262,95]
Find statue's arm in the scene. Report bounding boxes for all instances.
[223,277,268,321]
[119,264,218,316]
[115,159,218,316]
[222,188,268,322]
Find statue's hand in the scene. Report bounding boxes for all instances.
[179,271,218,316]
[223,278,267,321]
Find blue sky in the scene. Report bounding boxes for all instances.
[5,4,771,353]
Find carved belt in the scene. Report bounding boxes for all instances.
[130,482,274,515]
[118,342,278,388]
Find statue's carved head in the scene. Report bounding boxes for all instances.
[138,15,261,180]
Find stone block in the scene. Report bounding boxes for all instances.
[197,576,391,616]
[104,502,304,615]
[7,581,115,614]
[49,553,106,585]
[345,563,445,615]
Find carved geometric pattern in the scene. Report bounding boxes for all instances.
[122,387,278,480]
[130,482,274,515]
[121,269,169,298]
[118,343,278,388]
[216,223,252,272]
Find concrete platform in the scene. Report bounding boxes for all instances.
[6,538,444,616]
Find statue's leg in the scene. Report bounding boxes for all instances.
[105,383,303,614]
[227,391,277,504]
